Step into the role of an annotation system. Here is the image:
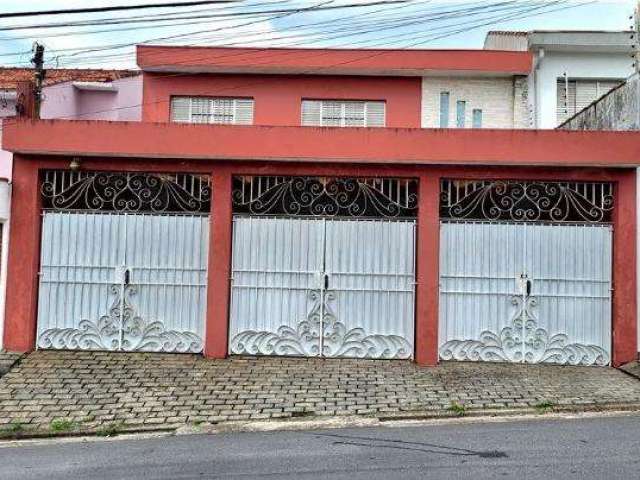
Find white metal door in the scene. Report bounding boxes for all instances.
[439,221,612,366]
[228,217,325,356]
[37,212,209,352]
[323,219,414,358]
[229,217,415,359]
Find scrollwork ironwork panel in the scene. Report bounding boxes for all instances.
[41,170,211,213]
[230,289,412,359]
[440,179,613,223]
[232,176,418,218]
[439,294,609,366]
[38,284,203,353]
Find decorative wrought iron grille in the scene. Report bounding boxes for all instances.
[440,179,614,223]
[41,170,211,213]
[232,176,418,218]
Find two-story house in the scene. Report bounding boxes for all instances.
[1,45,637,368]
[485,30,634,128]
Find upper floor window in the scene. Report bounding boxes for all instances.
[556,78,622,124]
[170,96,254,125]
[301,100,385,127]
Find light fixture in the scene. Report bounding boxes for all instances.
[69,157,81,171]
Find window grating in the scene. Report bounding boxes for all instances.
[440,179,614,223]
[232,176,417,218]
[41,170,211,213]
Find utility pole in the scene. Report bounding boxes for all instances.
[31,42,45,118]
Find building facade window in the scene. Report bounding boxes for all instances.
[556,78,622,124]
[472,109,483,128]
[301,100,385,127]
[456,101,466,128]
[170,96,254,125]
[439,92,450,128]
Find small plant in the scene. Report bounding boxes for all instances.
[0,422,24,438]
[50,418,77,433]
[534,401,555,414]
[448,401,467,416]
[95,422,124,437]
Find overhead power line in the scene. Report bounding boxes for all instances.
[0,1,239,19]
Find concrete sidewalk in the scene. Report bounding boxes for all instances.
[1,351,640,436]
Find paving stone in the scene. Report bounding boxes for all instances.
[1,351,640,432]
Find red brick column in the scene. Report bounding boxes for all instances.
[3,157,41,352]
[204,168,233,358]
[414,173,440,366]
[612,170,637,366]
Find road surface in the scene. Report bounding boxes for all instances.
[1,415,640,479]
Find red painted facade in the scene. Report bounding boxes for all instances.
[137,45,533,76]
[142,73,422,126]
[2,121,639,366]
[1,45,637,367]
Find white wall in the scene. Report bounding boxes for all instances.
[0,181,10,351]
[421,76,528,129]
[532,51,633,129]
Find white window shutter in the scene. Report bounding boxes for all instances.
[365,101,385,127]
[301,100,322,126]
[170,97,190,123]
[575,80,598,112]
[234,99,254,125]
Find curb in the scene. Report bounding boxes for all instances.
[3,402,640,442]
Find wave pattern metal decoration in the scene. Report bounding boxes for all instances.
[232,176,418,218]
[440,179,613,223]
[41,170,211,213]
[37,284,203,353]
[439,295,610,366]
[230,290,412,359]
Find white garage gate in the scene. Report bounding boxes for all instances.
[228,176,417,359]
[438,180,614,366]
[36,171,211,353]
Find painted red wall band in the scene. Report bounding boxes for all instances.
[5,120,640,168]
[4,155,636,367]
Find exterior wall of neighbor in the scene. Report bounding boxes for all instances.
[560,74,640,131]
[41,76,143,122]
[142,73,423,127]
[0,180,10,350]
[533,51,633,129]
[3,153,636,366]
[421,76,526,128]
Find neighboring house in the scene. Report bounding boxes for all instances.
[0,68,141,350]
[1,45,638,369]
[485,30,635,128]
[559,73,640,356]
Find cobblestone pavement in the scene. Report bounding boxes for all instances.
[620,360,640,379]
[0,352,21,379]
[2,351,640,433]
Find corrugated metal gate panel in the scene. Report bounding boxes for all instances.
[525,224,611,362]
[37,212,208,352]
[439,222,522,354]
[229,217,415,359]
[439,221,612,365]
[123,214,209,350]
[323,219,415,358]
[229,217,324,356]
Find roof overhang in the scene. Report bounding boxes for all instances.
[137,45,533,77]
[4,120,640,168]
[528,31,633,53]
[72,81,118,92]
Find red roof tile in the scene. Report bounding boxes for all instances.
[0,68,139,89]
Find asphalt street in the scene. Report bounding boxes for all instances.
[1,415,640,480]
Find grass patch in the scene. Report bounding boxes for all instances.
[0,422,25,438]
[448,401,467,417]
[534,401,555,414]
[95,422,125,437]
[50,418,77,433]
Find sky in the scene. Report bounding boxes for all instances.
[0,0,636,69]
